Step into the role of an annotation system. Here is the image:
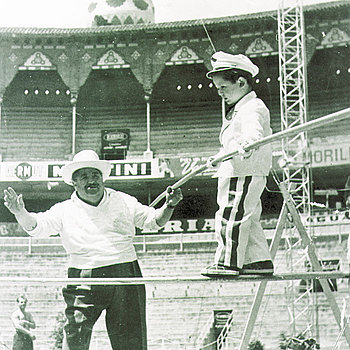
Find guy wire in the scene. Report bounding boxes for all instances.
[201,18,216,53]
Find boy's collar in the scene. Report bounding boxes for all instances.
[225,91,256,120]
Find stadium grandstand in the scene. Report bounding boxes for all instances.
[0,0,350,349]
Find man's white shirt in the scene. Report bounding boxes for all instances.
[26,188,161,269]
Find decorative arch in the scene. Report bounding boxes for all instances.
[19,51,56,70]
[246,37,275,57]
[92,49,130,69]
[320,27,350,48]
[166,46,203,66]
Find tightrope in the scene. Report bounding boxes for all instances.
[0,271,349,285]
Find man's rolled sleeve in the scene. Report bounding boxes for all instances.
[25,205,63,237]
[133,201,162,231]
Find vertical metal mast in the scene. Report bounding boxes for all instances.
[277,0,314,338]
[278,0,310,212]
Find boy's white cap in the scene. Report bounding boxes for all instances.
[206,51,259,78]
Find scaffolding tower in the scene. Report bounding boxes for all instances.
[277,0,314,339]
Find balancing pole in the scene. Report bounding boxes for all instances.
[150,107,350,207]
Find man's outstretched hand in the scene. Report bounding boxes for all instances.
[4,187,24,215]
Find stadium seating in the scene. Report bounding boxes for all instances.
[1,83,349,162]
[0,102,222,161]
[308,87,350,137]
[0,107,71,161]
[150,101,221,157]
[76,105,148,158]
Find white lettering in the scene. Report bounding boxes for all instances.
[114,164,121,176]
[180,158,192,175]
[140,226,158,233]
[24,166,31,176]
[17,166,23,177]
[202,219,215,231]
[141,163,147,175]
[163,220,183,232]
[6,165,14,177]
[124,164,138,175]
[187,219,198,232]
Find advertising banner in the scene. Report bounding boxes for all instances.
[310,142,350,167]
[0,158,161,182]
[1,141,350,183]
[1,211,350,237]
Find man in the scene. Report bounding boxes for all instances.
[4,149,183,350]
[11,295,36,350]
[201,51,273,277]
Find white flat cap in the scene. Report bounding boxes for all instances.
[206,51,259,78]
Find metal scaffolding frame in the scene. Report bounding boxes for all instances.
[278,0,310,213]
[277,0,314,340]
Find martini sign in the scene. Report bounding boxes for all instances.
[0,159,161,181]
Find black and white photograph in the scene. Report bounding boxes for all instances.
[0,0,349,349]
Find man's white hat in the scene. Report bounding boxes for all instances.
[206,51,259,78]
[62,150,111,185]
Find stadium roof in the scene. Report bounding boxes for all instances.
[0,0,348,37]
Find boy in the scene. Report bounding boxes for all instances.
[202,51,273,277]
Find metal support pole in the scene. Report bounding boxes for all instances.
[145,94,151,152]
[279,182,350,347]
[238,203,289,350]
[70,91,78,155]
[0,96,2,132]
[232,181,350,349]
[72,105,76,155]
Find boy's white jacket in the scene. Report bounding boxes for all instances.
[215,91,272,178]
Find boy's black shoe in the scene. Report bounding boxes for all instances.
[240,260,274,275]
[201,264,240,277]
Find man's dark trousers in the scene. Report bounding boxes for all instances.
[62,261,147,350]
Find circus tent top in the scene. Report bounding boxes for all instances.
[88,0,155,26]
